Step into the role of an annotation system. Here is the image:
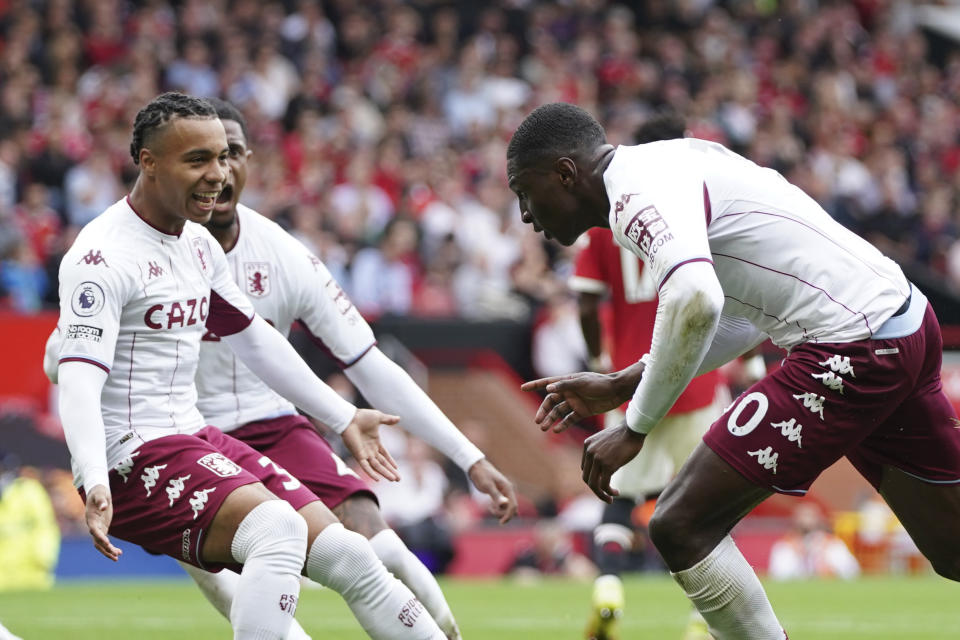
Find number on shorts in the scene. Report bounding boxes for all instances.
[257,455,302,491]
[727,391,769,436]
[331,452,361,479]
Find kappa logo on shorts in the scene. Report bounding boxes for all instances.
[792,392,825,420]
[166,474,192,507]
[771,418,803,448]
[113,451,140,482]
[197,453,242,477]
[819,355,855,377]
[812,371,845,394]
[748,446,779,474]
[190,487,216,519]
[141,464,168,496]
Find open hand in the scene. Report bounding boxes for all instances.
[581,423,646,503]
[468,458,518,524]
[85,485,122,561]
[341,409,401,482]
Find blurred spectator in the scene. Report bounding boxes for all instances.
[768,504,860,581]
[63,148,123,228]
[165,38,219,98]
[0,453,60,591]
[509,519,596,581]
[12,183,61,265]
[351,217,419,317]
[373,435,455,574]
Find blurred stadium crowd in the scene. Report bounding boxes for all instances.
[2,0,960,318]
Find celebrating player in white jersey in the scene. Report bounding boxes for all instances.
[48,92,445,640]
[511,103,960,640]
[175,97,517,640]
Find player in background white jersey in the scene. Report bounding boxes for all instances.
[48,93,445,640]
[174,97,517,640]
[511,103,960,639]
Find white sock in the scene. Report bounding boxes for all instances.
[230,500,308,640]
[180,561,313,640]
[370,529,460,639]
[0,621,22,640]
[306,523,444,639]
[672,536,786,640]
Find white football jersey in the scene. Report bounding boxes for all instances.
[195,205,375,431]
[606,139,910,349]
[55,197,256,474]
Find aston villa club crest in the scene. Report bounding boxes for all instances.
[245,262,270,297]
[192,237,210,274]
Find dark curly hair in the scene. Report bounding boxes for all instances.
[129,92,218,165]
[506,103,606,170]
[634,110,687,144]
[205,97,250,143]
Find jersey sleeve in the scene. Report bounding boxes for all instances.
[610,158,712,291]
[568,229,609,295]
[56,245,130,373]
[288,240,377,368]
[205,232,256,337]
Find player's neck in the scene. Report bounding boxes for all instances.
[128,181,186,236]
[206,214,240,253]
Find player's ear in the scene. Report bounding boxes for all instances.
[140,148,157,177]
[556,157,577,187]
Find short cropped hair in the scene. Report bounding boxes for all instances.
[634,111,686,144]
[507,103,606,169]
[129,92,217,165]
[205,97,250,143]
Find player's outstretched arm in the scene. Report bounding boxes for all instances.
[57,361,122,561]
[345,348,519,522]
[520,361,646,432]
[222,314,400,481]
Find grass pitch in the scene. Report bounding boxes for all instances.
[1,574,958,639]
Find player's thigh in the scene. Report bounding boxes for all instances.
[878,465,960,580]
[235,416,375,511]
[332,493,389,539]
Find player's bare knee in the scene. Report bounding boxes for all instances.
[232,500,308,575]
[648,498,706,564]
[333,494,388,539]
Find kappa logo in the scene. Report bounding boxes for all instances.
[623,204,673,259]
[197,453,242,477]
[770,418,803,448]
[793,392,826,420]
[147,261,164,279]
[76,249,109,267]
[309,255,322,271]
[166,474,192,507]
[114,451,141,483]
[245,262,271,297]
[141,464,168,497]
[613,193,641,222]
[812,371,845,394]
[190,487,216,519]
[747,446,779,474]
[819,354,855,377]
[71,281,105,317]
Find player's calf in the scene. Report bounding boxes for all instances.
[306,522,445,639]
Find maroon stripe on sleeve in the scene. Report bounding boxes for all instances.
[657,257,714,291]
[703,182,712,226]
[59,356,110,374]
[207,290,254,336]
[296,319,377,369]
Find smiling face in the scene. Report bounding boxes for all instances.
[139,116,228,230]
[507,157,593,246]
[210,118,252,227]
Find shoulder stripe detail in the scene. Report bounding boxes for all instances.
[703,182,712,226]
[657,258,714,290]
[59,356,110,374]
[207,291,254,336]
